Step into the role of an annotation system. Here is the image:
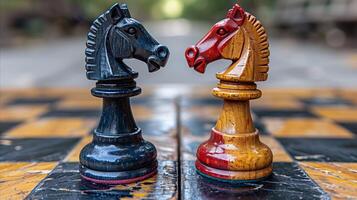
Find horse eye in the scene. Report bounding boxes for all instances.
[217,28,228,36]
[126,27,137,35]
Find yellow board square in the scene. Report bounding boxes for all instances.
[55,98,101,109]
[56,99,155,121]
[313,106,357,122]
[0,105,48,121]
[64,136,92,162]
[300,162,357,200]
[0,95,13,106]
[0,162,57,200]
[182,105,221,120]
[263,89,337,98]
[338,90,357,102]
[4,118,96,138]
[264,118,354,138]
[252,96,303,110]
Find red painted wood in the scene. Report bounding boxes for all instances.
[195,160,234,180]
[185,4,245,73]
[196,129,229,170]
[81,170,157,185]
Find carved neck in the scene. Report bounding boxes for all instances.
[215,100,255,134]
[96,97,138,136]
[212,80,261,134]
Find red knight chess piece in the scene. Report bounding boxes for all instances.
[185,4,273,183]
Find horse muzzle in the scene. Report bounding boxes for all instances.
[185,46,207,74]
[147,45,169,72]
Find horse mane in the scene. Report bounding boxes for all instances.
[85,10,112,80]
[244,12,270,81]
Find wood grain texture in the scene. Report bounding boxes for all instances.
[260,136,292,162]
[183,161,329,200]
[195,83,273,181]
[215,100,255,134]
[5,118,96,138]
[0,162,57,200]
[28,162,177,199]
[0,106,48,121]
[217,13,269,82]
[300,162,357,200]
[252,96,304,109]
[184,3,273,182]
[312,106,357,122]
[264,118,354,138]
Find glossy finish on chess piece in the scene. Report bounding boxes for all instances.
[185,4,273,183]
[80,3,169,184]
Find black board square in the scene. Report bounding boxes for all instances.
[181,97,222,107]
[0,138,79,162]
[41,109,101,118]
[7,97,60,106]
[0,121,21,135]
[137,119,175,136]
[131,97,171,107]
[182,118,269,137]
[278,138,357,162]
[300,97,352,107]
[182,161,329,200]
[183,141,200,157]
[27,161,178,200]
[338,122,357,135]
[253,109,317,118]
[254,120,270,135]
[182,118,216,136]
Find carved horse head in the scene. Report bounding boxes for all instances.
[85,3,170,81]
[185,4,269,82]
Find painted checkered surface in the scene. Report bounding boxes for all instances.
[0,88,356,200]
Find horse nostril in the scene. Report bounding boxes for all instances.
[185,46,198,59]
[156,46,169,59]
[187,50,194,57]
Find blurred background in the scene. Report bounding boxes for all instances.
[1,0,357,88]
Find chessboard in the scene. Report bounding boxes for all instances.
[0,87,356,200]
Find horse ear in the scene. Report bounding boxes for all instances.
[109,3,123,24]
[226,4,245,25]
[120,4,131,18]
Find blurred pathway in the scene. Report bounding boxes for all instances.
[1,20,357,88]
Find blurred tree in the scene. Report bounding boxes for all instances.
[0,0,277,44]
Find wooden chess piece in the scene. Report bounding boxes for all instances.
[79,3,169,184]
[185,4,273,183]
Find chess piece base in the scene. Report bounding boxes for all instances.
[196,128,273,182]
[80,162,157,185]
[79,81,157,185]
[196,160,272,183]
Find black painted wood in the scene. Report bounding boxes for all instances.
[182,161,329,200]
[0,121,21,135]
[41,108,100,118]
[278,138,357,162]
[7,97,60,106]
[28,161,178,200]
[0,138,79,162]
[252,109,318,118]
[79,3,169,184]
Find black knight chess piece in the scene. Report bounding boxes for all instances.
[79,3,169,184]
